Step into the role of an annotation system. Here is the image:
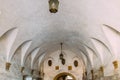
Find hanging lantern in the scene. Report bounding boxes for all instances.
[59,53,63,59]
[61,58,65,65]
[59,43,63,59]
[49,0,59,13]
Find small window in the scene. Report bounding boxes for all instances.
[74,60,78,67]
[48,60,52,66]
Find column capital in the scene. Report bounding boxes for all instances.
[113,60,118,69]
[21,67,25,73]
[31,69,34,75]
[6,62,11,71]
[99,66,104,73]
[91,69,94,74]
[91,69,94,80]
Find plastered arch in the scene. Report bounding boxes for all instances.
[0,27,18,62]
[54,72,76,80]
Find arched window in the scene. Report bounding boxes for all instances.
[48,60,52,66]
[74,60,78,67]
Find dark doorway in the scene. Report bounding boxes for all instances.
[54,72,76,80]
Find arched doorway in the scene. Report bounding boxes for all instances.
[54,72,76,80]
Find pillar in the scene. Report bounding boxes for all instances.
[99,66,104,77]
[39,71,41,75]
[82,73,85,80]
[39,71,44,78]
[113,61,118,70]
[31,69,34,75]
[85,71,87,80]
[113,60,119,80]
[6,62,11,71]
[113,60,119,74]
[113,60,119,79]
[98,66,104,80]
[21,67,24,73]
[91,69,94,80]
[83,72,87,80]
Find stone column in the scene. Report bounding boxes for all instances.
[31,69,34,75]
[113,60,119,79]
[82,73,85,80]
[113,61,118,70]
[6,62,11,71]
[99,66,104,80]
[39,71,44,80]
[83,71,87,80]
[100,66,104,77]
[85,71,87,80]
[91,70,94,80]
[21,67,24,73]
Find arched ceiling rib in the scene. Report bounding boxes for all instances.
[31,47,40,69]
[91,37,112,65]
[41,42,92,68]
[102,24,120,60]
[0,27,18,62]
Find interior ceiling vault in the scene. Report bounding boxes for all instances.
[0,0,120,68]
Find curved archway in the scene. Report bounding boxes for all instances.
[54,72,76,80]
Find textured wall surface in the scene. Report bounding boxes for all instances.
[0,52,39,80]
[1,0,120,79]
[43,50,84,80]
[0,55,22,80]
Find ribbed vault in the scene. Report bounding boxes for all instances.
[0,0,120,78]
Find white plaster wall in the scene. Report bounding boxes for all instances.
[43,50,84,80]
[0,55,22,80]
[0,46,39,80]
[1,0,120,79]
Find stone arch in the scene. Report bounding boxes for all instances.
[91,37,112,65]
[102,24,120,59]
[54,72,76,80]
[0,27,18,62]
[30,47,40,69]
[20,40,32,66]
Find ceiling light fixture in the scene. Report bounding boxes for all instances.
[59,43,65,65]
[49,0,59,13]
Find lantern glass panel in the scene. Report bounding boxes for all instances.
[49,0,59,13]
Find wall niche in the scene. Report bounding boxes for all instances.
[74,60,78,67]
[48,60,52,66]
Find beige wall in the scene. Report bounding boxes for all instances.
[43,50,85,80]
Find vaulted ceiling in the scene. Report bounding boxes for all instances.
[0,0,120,72]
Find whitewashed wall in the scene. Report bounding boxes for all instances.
[43,50,84,80]
[0,55,22,80]
[0,46,39,80]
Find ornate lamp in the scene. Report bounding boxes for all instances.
[49,0,59,13]
[59,43,63,59]
[59,43,65,65]
[59,53,63,59]
[61,58,65,65]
